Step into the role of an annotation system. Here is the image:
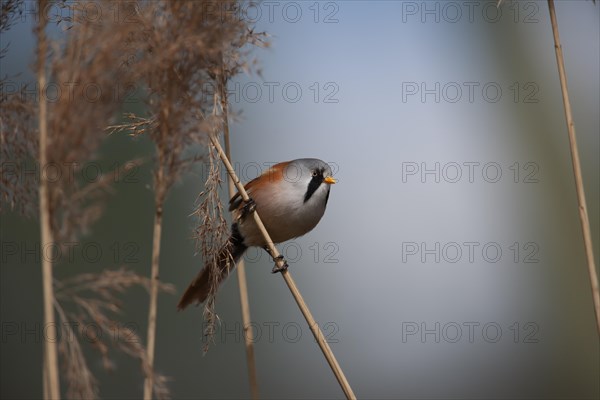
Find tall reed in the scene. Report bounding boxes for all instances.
[546,0,599,333]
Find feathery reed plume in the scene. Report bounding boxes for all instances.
[3,0,266,397]
[105,2,267,396]
[182,14,268,356]
[1,1,37,217]
[191,142,230,354]
[0,82,38,217]
[0,0,21,32]
[54,268,175,398]
[0,87,37,214]
[3,1,176,397]
[43,1,166,397]
[546,0,600,333]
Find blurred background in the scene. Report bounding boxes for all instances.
[1,1,599,398]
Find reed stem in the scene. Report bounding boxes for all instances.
[37,0,61,397]
[547,0,600,334]
[218,71,260,399]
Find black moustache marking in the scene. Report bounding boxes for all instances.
[304,169,325,203]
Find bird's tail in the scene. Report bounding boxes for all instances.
[177,224,246,310]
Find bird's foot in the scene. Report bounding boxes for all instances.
[271,255,289,274]
[240,197,256,220]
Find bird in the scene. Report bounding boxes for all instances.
[177,158,337,310]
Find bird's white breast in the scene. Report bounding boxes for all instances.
[236,178,329,247]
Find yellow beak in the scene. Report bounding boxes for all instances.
[324,176,337,184]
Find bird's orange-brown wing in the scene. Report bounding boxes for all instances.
[228,161,290,211]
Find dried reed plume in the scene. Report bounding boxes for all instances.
[182,40,267,358]
[3,0,268,397]
[191,142,230,355]
[54,269,176,398]
[0,0,38,217]
[0,3,39,224]
[104,1,267,397]
[2,1,176,398]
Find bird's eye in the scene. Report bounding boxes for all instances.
[311,171,318,177]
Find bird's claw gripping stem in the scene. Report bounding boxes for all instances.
[240,197,256,220]
[263,243,288,273]
[271,255,289,274]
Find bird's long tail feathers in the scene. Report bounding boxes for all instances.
[177,224,246,310]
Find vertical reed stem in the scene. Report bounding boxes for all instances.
[143,195,164,399]
[144,122,168,399]
[37,0,61,397]
[218,70,259,398]
[548,0,600,333]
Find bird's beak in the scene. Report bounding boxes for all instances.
[324,176,337,184]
